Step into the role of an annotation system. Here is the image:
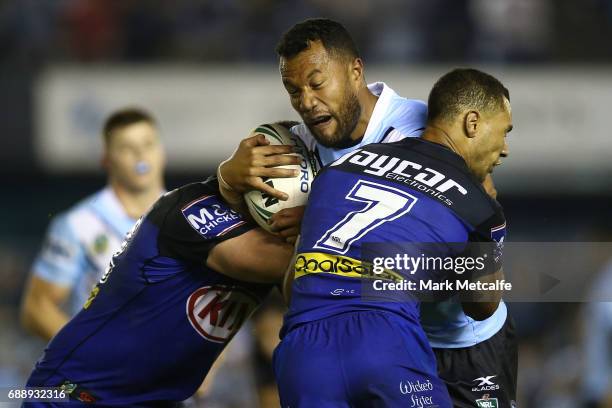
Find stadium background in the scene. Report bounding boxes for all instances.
[1,1,611,407]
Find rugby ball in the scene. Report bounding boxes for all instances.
[244,123,318,232]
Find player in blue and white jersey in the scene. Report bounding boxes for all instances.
[218,19,517,407]
[24,176,293,407]
[273,67,512,407]
[20,108,166,341]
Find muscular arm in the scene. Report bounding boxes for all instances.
[206,228,294,283]
[20,276,71,340]
[281,239,300,304]
[217,123,302,213]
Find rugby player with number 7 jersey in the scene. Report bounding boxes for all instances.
[23,177,293,407]
[218,19,517,407]
[274,67,512,407]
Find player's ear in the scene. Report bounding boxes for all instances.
[464,110,479,138]
[349,57,364,84]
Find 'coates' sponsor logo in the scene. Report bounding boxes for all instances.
[295,253,369,277]
[294,253,403,281]
[186,285,259,343]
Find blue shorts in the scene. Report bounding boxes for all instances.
[273,310,452,408]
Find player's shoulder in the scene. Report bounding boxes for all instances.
[393,138,502,211]
[149,176,249,240]
[393,96,427,114]
[373,83,427,136]
[290,123,317,152]
[149,177,220,220]
[376,82,427,116]
[387,97,426,127]
[62,188,106,215]
[48,189,108,234]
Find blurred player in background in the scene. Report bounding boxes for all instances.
[20,108,166,340]
[218,18,517,407]
[582,259,612,407]
[24,176,293,406]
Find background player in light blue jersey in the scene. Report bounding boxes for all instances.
[20,108,166,341]
[581,259,612,407]
[218,18,517,407]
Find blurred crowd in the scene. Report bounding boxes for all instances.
[1,0,612,65]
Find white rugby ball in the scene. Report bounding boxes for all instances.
[244,123,318,232]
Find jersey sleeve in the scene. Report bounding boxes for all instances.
[465,201,506,278]
[31,214,86,287]
[157,182,256,264]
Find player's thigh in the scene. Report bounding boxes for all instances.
[342,311,451,408]
[434,317,518,408]
[273,320,350,408]
[353,368,451,408]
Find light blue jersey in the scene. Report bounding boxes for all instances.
[292,81,507,348]
[32,187,135,314]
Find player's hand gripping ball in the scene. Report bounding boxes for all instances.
[244,124,317,232]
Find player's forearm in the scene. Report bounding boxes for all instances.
[217,161,249,214]
[461,301,499,321]
[207,229,293,284]
[460,268,503,320]
[281,240,299,304]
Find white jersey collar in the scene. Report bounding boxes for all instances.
[362,82,395,142]
[94,187,138,237]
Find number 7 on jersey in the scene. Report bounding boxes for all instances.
[313,180,418,254]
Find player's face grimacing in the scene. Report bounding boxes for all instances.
[472,97,512,181]
[280,40,361,148]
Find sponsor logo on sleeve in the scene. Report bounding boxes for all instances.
[490,223,506,262]
[92,234,109,254]
[181,195,246,239]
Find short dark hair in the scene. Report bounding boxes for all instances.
[427,68,510,124]
[102,107,156,145]
[275,18,360,61]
